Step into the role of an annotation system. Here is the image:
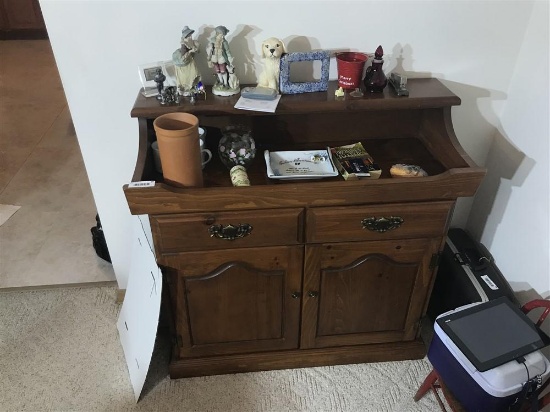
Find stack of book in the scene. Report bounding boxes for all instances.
[329,142,382,180]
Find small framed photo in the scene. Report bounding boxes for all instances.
[279,51,330,95]
[138,61,177,97]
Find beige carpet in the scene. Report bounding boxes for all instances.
[0,286,445,411]
[0,40,116,289]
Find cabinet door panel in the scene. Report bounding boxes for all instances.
[163,246,303,358]
[186,262,284,344]
[317,254,417,336]
[302,238,439,349]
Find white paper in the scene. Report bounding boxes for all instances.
[117,215,162,401]
[234,95,281,113]
[128,181,155,188]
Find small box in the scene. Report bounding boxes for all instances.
[429,302,550,411]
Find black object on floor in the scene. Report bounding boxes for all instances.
[427,228,518,321]
[91,214,111,263]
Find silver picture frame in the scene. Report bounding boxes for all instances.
[138,61,177,97]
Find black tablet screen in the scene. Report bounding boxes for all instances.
[437,297,548,372]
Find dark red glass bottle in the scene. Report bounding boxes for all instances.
[364,45,387,93]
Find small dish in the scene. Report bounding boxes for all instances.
[264,149,338,179]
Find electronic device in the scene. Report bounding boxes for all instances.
[240,86,278,100]
[436,297,550,372]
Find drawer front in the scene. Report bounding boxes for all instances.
[152,208,304,253]
[306,201,453,243]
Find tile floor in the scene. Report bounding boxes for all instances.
[0,40,116,289]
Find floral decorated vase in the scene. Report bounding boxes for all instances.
[218,126,256,169]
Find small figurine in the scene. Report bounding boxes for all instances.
[364,45,388,93]
[154,68,166,100]
[206,25,240,96]
[257,37,285,92]
[335,87,345,98]
[389,72,409,96]
[159,86,179,105]
[188,82,206,105]
[172,26,201,96]
[350,87,364,98]
[195,81,206,100]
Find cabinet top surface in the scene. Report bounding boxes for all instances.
[131,78,460,119]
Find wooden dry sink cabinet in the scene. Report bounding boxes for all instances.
[124,79,485,378]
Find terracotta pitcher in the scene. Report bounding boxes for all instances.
[153,113,203,188]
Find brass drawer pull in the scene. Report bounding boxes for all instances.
[361,216,404,233]
[208,223,253,240]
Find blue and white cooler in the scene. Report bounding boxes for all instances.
[429,298,550,412]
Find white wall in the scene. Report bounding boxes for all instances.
[467,0,550,296]
[40,1,543,292]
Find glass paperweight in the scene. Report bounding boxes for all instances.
[350,87,364,97]
[218,125,256,170]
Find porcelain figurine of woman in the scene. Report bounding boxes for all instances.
[172,26,201,96]
[206,25,240,96]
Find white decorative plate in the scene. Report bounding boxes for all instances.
[264,150,338,179]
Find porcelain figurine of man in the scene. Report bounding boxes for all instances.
[206,25,239,96]
[172,26,200,96]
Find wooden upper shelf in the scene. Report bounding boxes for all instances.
[124,77,485,215]
[131,78,461,119]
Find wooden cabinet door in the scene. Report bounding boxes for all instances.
[162,246,303,358]
[0,0,45,30]
[301,238,440,349]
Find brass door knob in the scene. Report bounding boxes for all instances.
[308,291,319,298]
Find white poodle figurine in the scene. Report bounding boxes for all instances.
[257,37,285,91]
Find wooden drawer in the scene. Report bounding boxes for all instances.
[151,208,304,253]
[306,201,453,243]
